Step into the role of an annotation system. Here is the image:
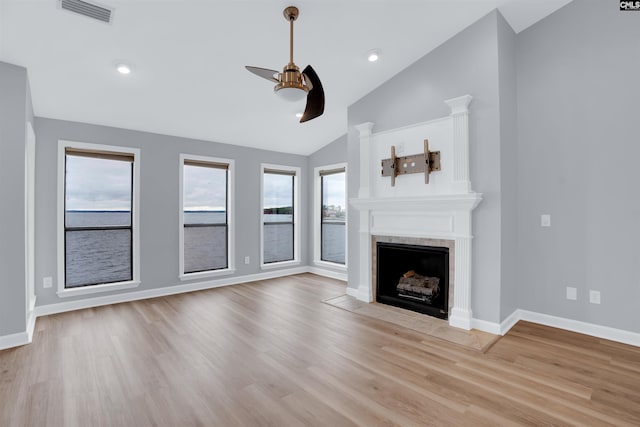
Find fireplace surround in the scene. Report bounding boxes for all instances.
[376,241,449,319]
[350,95,482,330]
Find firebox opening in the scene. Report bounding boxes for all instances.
[376,242,449,319]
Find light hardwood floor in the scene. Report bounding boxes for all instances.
[1,273,639,426]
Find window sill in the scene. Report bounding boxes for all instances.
[57,280,140,298]
[313,260,348,271]
[260,260,300,270]
[179,269,235,281]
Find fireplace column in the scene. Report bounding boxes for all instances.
[354,122,375,302]
[445,95,473,194]
[450,236,472,329]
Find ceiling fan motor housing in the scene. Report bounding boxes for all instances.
[274,63,309,101]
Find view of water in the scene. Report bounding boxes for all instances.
[322,222,346,264]
[64,211,345,286]
[65,228,132,287]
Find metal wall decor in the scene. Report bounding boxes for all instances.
[381,139,441,186]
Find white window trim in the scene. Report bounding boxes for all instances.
[260,163,301,269]
[57,140,141,298]
[313,162,348,270]
[179,153,235,280]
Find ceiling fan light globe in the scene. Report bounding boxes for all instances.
[275,86,307,102]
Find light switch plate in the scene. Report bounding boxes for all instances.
[541,214,551,227]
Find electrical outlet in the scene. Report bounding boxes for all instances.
[244,256,250,265]
[541,214,551,227]
[43,276,52,289]
[566,286,577,301]
[589,290,601,304]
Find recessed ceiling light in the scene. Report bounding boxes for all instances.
[367,49,380,62]
[295,112,303,118]
[116,64,131,75]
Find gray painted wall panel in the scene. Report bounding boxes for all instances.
[347,11,505,323]
[34,118,309,307]
[308,135,347,169]
[516,0,640,331]
[0,62,28,336]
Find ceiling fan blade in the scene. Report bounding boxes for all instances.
[245,66,279,83]
[300,65,324,123]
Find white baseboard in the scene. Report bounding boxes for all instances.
[345,286,360,299]
[26,308,37,342]
[308,266,347,281]
[499,308,522,335]
[0,330,30,351]
[346,284,372,302]
[471,317,502,335]
[35,266,309,317]
[499,309,640,347]
[0,308,38,351]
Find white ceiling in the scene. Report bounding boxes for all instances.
[0,0,571,155]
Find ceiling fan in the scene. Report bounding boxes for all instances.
[246,6,324,123]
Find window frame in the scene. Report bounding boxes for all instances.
[179,153,235,280]
[260,163,301,269]
[57,140,141,298]
[313,162,348,270]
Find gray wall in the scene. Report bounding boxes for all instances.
[34,118,309,307]
[347,11,506,323]
[516,0,640,331]
[307,134,347,273]
[308,134,347,169]
[497,13,519,321]
[0,62,31,336]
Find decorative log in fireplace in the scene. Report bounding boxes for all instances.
[376,242,449,319]
[397,270,440,303]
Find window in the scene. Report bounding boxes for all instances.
[261,165,300,266]
[320,167,346,264]
[180,155,233,277]
[58,141,140,297]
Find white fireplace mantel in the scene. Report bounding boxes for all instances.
[349,194,481,213]
[349,95,482,330]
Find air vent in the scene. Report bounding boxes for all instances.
[58,0,113,24]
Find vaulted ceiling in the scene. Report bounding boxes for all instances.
[0,0,571,155]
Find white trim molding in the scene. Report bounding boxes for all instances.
[179,153,235,279]
[444,94,473,193]
[0,305,37,350]
[25,122,36,322]
[0,331,30,351]
[260,163,301,268]
[308,266,348,282]
[57,140,141,298]
[36,267,310,318]
[313,162,348,268]
[501,309,640,347]
[354,123,374,199]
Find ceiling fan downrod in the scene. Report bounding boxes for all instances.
[284,6,298,68]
